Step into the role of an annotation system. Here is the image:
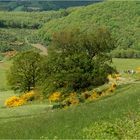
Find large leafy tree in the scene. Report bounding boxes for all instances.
[8,51,43,92]
[42,27,116,93]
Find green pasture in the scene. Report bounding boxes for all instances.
[0,83,139,139]
[0,58,140,139]
[113,58,140,71]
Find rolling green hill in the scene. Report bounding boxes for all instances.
[38,1,140,55]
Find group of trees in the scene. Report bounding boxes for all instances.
[0,10,70,29]
[8,28,116,94]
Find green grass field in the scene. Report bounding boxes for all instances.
[0,60,11,91]
[0,58,140,139]
[113,58,140,71]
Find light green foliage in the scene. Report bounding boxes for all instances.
[8,51,43,92]
[83,114,140,139]
[0,60,11,91]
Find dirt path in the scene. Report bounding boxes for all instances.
[25,38,48,55]
[32,43,48,56]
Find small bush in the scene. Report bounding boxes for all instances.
[21,90,38,101]
[5,96,26,107]
[48,92,61,102]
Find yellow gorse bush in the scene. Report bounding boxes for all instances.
[136,67,140,73]
[108,73,121,81]
[21,90,36,101]
[88,91,99,100]
[5,90,38,108]
[68,92,79,105]
[5,96,26,107]
[48,92,61,102]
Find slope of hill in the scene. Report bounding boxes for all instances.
[0,82,140,139]
[38,1,140,54]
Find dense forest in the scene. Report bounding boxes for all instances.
[37,1,140,58]
[0,1,101,11]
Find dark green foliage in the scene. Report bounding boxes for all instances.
[41,28,116,93]
[0,10,70,29]
[111,49,140,58]
[8,51,43,92]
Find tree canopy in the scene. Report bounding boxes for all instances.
[8,51,43,92]
[41,28,116,94]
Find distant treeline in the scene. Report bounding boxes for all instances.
[0,1,101,11]
[0,9,70,29]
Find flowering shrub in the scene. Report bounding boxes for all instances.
[5,90,39,108]
[21,90,37,101]
[48,92,61,102]
[88,91,99,100]
[106,83,117,93]
[49,82,118,109]
[136,67,140,73]
[5,96,26,107]
[68,92,79,105]
[108,73,121,81]
[62,92,79,106]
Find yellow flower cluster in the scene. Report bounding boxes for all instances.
[108,73,121,81]
[21,90,36,101]
[68,92,79,105]
[49,82,118,109]
[48,92,61,102]
[136,67,140,73]
[107,83,117,92]
[5,96,26,107]
[82,83,117,102]
[88,91,99,100]
[101,83,117,97]
[5,90,38,108]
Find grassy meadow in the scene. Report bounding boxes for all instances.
[0,60,11,90]
[113,58,140,71]
[0,58,140,138]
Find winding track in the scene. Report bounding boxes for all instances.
[31,43,48,56]
[25,38,48,55]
